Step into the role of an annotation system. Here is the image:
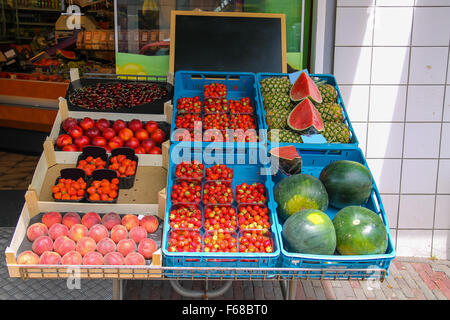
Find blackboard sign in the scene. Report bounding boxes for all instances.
[169,11,287,74]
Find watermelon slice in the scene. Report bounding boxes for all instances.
[288,99,324,134]
[57,49,76,60]
[290,72,323,103]
[269,145,302,176]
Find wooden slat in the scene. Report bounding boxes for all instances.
[0,79,68,99]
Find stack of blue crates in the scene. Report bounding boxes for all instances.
[162,70,396,280]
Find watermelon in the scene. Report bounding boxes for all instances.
[269,145,302,175]
[57,49,76,60]
[319,160,373,209]
[282,209,336,255]
[287,99,324,134]
[290,71,323,103]
[333,206,388,255]
[274,174,328,221]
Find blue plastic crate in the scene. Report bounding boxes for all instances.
[162,144,280,278]
[256,72,359,149]
[269,146,395,280]
[170,71,265,147]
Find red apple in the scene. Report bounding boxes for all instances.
[128,119,143,132]
[91,136,107,147]
[95,118,110,131]
[151,129,166,144]
[125,137,140,149]
[135,147,146,154]
[62,144,78,152]
[69,125,83,139]
[85,127,101,139]
[145,121,158,134]
[141,139,155,153]
[118,128,134,142]
[56,134,73,148]
[102,127,116,141]
[79,117,95,131]
[135,129,149,141]
[108,136,124,150]
[112,119,127,133]
[74,136,90,150]
[148,146,162,154]
[62,117,78,132]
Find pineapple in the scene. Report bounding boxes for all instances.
[262,93,292,111]
[322,122,351,143]
[268,129,303,143]
[316,103,343,122]
[260,77,291,95]
[266,108,290,129]
[317,82,337,103]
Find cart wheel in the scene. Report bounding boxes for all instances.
[169,280,232,300]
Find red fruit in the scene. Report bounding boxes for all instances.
[32,236,53,256]
[62,144,78,152]
[96,238,116,255]
[82,251,103,265]
[85,126,101,139]
[81,212,101,229]
[129,226,147,244]
[108,136,124,150]
[128,119,143,132]
[17,250,40,264]
[138,238,157,259]
[42,212,62,228]
[39,251,61,265]
[61,250,83,265]
[141,139,155,153]
[102,212,121,230]
[79,117,95,131]
[110,224,128,243]
[48,223,69,240]
[124,252,145,265]
[125,137,140,149]
[140,215,159,233]
[95,118,111,131]
[113,120,127,133]
[56,134,73,148]
[68,125,83,139]
[88,224,109,243]
[118,128,134,142]
[104,252,125,265]
[135,128,149,141]
[68,224,89,242]
[121,214,139,231]
[148,146,162,154]
[62,212,81,229]
[74,136,90,150]
[27,223,48,241]
[102,127,116,141]
[150,129,165,144]
[91,136,107,147]
[135,147,146,154]
[145,121,159,134]
[76,236,97,256]
[117,239,137,257]
[53,236,76,256]
[62,117,78,132]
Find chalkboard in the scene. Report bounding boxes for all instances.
[169,11,287,74]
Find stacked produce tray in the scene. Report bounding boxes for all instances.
[256,72,359,149]
[271,146,395,279]
[170,71,264,147]
[162,144,280,278]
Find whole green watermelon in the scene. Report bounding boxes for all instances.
[274,174,328,221]
[282,209,336,255]
[333,206,388,255]
[319,160,373,209]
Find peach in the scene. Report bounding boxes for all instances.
[140,215,159,234]
[39,251,61,265]
[32,236,53,256]
[117,239,136,257]
[62,212,81,229]
[104,252,125,265]
[96,238,116,255]
[124,252,146,265]
[129,226,147,244]
[76,236,97,257]
[88,224,109,243]
[48,223,69,240]
[102,212,121,230]
[61,250,83,265]
[53,236,76,256]
[121,214,139,231]
[17,250,39,264]
[138,238,158,259]
[41,211,62,228]
[110,224,128,243]
[27,223,48,241]
[81,212,101,229]
[68,224,89,242]
[82,251,104,265]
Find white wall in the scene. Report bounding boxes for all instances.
[334,0,450,259]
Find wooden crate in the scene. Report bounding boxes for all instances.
[5,196,165,279]
[48,97,173,167]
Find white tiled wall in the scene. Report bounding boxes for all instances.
[334,1,450,259]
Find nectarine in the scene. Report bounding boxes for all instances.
[138,238,158,259]
[140,215,159,234]
[101,212,121,230]
[121,214,139,231]
[68,224,89,242]
[110,224,128,243]
[76,236,97,257]
[62,212,81,229]
[17,250,39,264]
[104,252,125,265]
[61,250,83,265]
[124,252,146,265]
[81,212,101,229]
[96,238,116,255]
[88,224,109,243]
[48,223,69,240]
[82,251,104,265]
[117,238,136,257]
[53,236,76,256]
[32,236,53,256]
[129,226,147,244]
[27,223,48,241]
[42,211,62,228]
[39,251,61,265]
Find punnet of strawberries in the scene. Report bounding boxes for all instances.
[108,154,137,177]
[77,156,107,176]
[175,113,202,130]
[177,96,202,113]
[169,205,202,230]
[235,182,267,204]
[175,160,204,180]
[204,98,229,113]
[229,98,254,114]
[203,83,227,98]
[168,229,202,252]
[202,181,233,205]
[238,205,271,230]
[204,205,237,232]
[171,180,202,204]
[204,231,238,253]
[238,230,273,253]
[205,164,234,181]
